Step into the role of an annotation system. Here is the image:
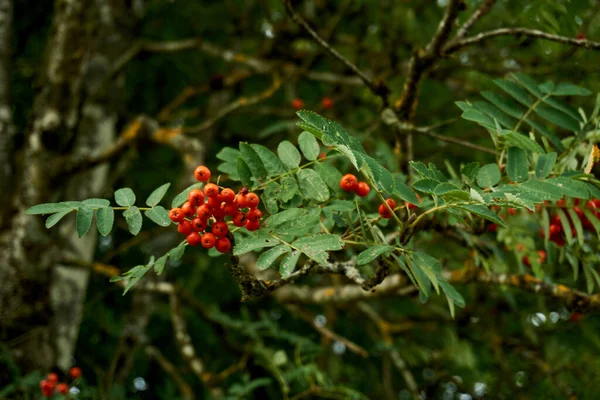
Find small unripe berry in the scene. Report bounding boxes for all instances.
[291,98,304,110]
[187,232,202,246]
[233,212,247,227]
[246,193,260,209]
[215,237,231,253]
[194,165,211,182]
[204,183,219,197]
[236,194,249,208]
[321,97,334,110]
[201,233,216,249]
[188,189,205,207]
[181,201,195,217]
[169,208,185,223]
[223,203,238,216]
[197,204,212,219]
[57,383,69,394]
[354,182,370,197]
[220,188,236,203]
[246,219,261,231]
[340,174,358,192]
[69,367,82,379]
[177,220,193,235]
[212,221,229,237]
[191,217,207,232]
[247,208,262,222]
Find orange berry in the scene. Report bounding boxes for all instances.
[207,194,222,208]
[204,183,219,197]
[187,232,202,246]
[236,194,249,208]
[223,203,238,216]
[246,193,260,209]
[197,204,212,219]
[188,189,205,207]
[246,219,261,231]
[247,208,262,222]
[321,97,334,110]
[201,233,216,249]
[194,165,211,182]
[181,201,195,217]
[47,373,58,383]
[215,237,231,253]
[177,220,193,235]
[191,217,207,232]
[291,98,304,110]
[57,383,69,394]
[354,182,370,197]
[340,174,358,192]
[212,221,229,237]
[233,212,247,227]
[220,188,236,203]
[69,367,82,379]
[169,208,184,223]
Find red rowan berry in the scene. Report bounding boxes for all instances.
[194,165,211,182]
[318,152,327,160]
[236,194,249,208]
[407,194,421,209]
[40,380,54,397]
[215,237,231,253]
[220,188,236,203]
[223,203,238,216]
[247,208,262,222]
[537,249,547,263]
[246,193,260,209]
[385,198,397,209]
[177,220,193,235]
[487,223,497,233]
[211,205,226,220]
[201,233,216,249]
[354,182,370,197]
[191,217,207,232]
[188,189,205,207]
[204,183,219,197]
[69,367,82,379]
[57,383,69,394]
[187,232,202,246]
[340,174,358,192]
[549,223,562,235]
[321,97,334,110]
[569,312,583,322]
[207,194,222,208]
[378,199,396,219]
[246,219,261,231]
[48,373,58,383]
[197,204,212,219]
[233,212,247,227]
[291,98,304,110]
[508,208,517,216]
[181,201,195,217]
[212,221,229,237]
[169,208,184,223]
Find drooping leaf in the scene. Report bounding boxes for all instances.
[233,232,279,255]
[76,205,94,238]
[394,177,419,204]
[123,206,143,235]
[144,206,171,227]
[96,207,115,236]
[154,254,169,275]
[315,161,343,192]
[240,143,268,181]
[507,147,528,183]
[256,245,291,270]
[292,234,343,265]
[280,250,301,278]
[476,164,501,188]
[536,152,557,178]
[169,241,186,260]
[237,157,253,187]
[357,245,394,265]
[457,204,506,226]
[45,210,72,229]
[412,252,443,293]
[250,144,287,176]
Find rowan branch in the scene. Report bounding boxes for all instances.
[445,28,600,54]
[283,0,390,103]
[452,0,497,42]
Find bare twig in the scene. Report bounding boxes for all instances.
[445,28,600,54]
[146,346,194,400]
[283,0,390,102]
[452,0,498,42]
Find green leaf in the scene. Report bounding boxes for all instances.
[536,152,557,178]
[257,245,291,270]
[240,143,268,181]
[555,208,573,244]
[278,141,301,169]
[250,144,287,176]
[154,254,168,275]
[315,162,343,192]
[297,169,329,202]
[535,104,580,132]
[498,130,544,153]
[460,162,480,182]
[123,206,143,235]
[440,280,466,308]
[494,79,534,107]
[292,234,343,265]
[546,177,589,199]
[481,91,524,119]
[298,131,320,161]
[146,183,171,207]
[435,183,470,201]
[265,209,307,228]
[45,210,72,229]
[280,250,301,278]
[363,155,395,193]
[461,108,496,129]
[233,232,279,255]
[325,200,355,212]
[216,147,241,162]
[276,177,299,202]
[553,82,592,96]
[82,198,111,208]
[393,178,419,204]
[413,179,439,194]
[476,164,501,188]
[114,188,136,207]
[507,147,528,183]
[357,245,394,265]
[26,203,72,215]
[237,157,253,187]
[169,241,186,260]
[144,206,171,227]
[76,205,94,238]
[457,204,506,227]
[171,183,203,208]
[583,209,600,238]
[96,207,114,236]
[273,209,321,236]
[262,183,280,215]
[567,208,584,246]
[519,180,564,201]
[412,252,443,294]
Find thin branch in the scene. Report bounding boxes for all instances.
[283,0,390,102]
[445,27,600,54]
[146,346,194,400]
[452,0,498,42]
[285,305,369,358]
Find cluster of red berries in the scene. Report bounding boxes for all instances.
[168,166,263,253]
[39,367,81,397]
[538,198,600,246]
[516,244,547,267]
[291,97,334,111]
[339,174,371,197]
